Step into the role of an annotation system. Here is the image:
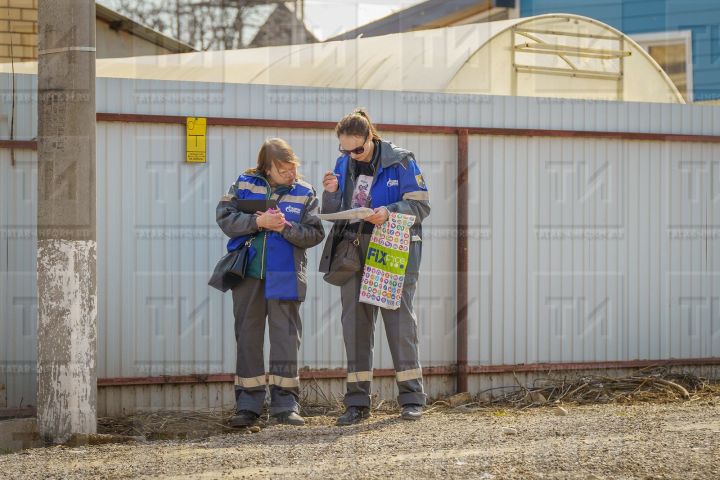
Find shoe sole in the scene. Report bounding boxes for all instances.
[274,419,305,426]
[401,414,422,421]
[229,418,259,428]
[335,420,367,426]
[229,421,258,428]
[336,415,370,426]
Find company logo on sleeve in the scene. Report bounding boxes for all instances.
[386,179,399,187]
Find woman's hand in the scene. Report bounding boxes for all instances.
[256,210,287,232]
[323,171,339,193]
[364,207,389,225]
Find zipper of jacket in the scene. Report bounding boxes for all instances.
[261,228,268,279]
[253,174,294,279]
[254,175,272,280]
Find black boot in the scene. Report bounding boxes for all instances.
[273,411,305,426]
[229,410,260,428]
[336,406,370,426]
[400,404,423,421]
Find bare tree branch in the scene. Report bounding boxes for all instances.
[108,0,296,51]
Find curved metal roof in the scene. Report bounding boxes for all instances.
[1,14,684,103]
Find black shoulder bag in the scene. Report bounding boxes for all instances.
[208,236,255,292]
[323,221,364,286]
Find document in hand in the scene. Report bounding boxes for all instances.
[318,207,374,221]
[359,212,416,310]
[220,195,278,213]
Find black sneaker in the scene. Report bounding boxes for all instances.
[273,411,305,426]
[229,410,260,428]
[336,406,370,426]
[400,404,423,421]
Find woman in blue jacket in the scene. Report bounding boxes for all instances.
[216,138,324,427]
[319,108,431,425]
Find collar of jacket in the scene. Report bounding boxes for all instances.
[241,172,298,195]
[376,140,415,172]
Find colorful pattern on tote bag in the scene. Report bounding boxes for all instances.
[359,212,416,310]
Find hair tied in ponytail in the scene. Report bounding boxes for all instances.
[336,107,381,141]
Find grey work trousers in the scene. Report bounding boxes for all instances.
[231,277,302,415]
[340,269,426,408]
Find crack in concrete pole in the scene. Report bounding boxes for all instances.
[37,0,97,444]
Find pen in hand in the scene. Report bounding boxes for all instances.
[272,208,294,229]
[256,208,293,229]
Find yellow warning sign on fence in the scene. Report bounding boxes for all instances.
[186,117,207,163]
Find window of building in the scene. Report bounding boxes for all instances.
[632,30,693,102]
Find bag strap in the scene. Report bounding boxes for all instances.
[351,221,363,246]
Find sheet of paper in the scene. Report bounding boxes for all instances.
[318,207,374,221]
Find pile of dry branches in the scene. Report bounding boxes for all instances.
[98,369,718,438]
[98,408,237,440]
[483,368,717,407]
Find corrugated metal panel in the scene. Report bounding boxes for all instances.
[96,376,458,416]
[96,124,457,382]
[467,136,720,365]
[95,122,456,413]
[93,80,720,136]
[97,384,236,417]
[2,74,720,412]
[0,74,36,141]
[1,150,6,408]
[1,76,719,137]
[0,148,37,409]
[468,365,720,402]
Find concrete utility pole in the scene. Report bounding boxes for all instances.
[36,0,97,444]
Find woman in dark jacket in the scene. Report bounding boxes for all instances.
[216,138,324,427]
[319,108,431,425]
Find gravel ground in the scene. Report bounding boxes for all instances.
[2,396,719,479]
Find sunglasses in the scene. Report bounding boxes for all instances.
[338,136,369,156]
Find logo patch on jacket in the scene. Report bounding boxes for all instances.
[386,179,399,187]
[415,174,426,189]
[285,206,302,215]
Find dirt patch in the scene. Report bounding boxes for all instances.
[2,395,718,479]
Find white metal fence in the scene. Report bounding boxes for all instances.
[2,74,719,413]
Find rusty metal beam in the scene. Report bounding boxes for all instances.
[95,358,720,387]
[456,129,469,393]
[0,407,37,419]
[0,140,37,150]
[466,357,720,374]
[97,366,458,386]
[3,114,720,151]
[94,113,720,143]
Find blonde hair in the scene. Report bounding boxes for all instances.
[247,138,301,177]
